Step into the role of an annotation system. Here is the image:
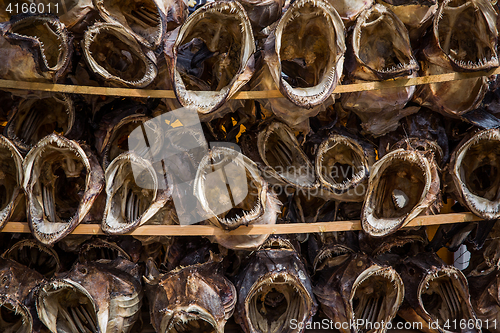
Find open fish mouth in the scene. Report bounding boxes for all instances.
[102,152,170,234]
[451,129,500,220]
[245,273,314,333]
[162,305,219,333]
[5,14,72,76]
[0,295,32,333]
[418,267,477,331]
[350,265,404,332]
[6,95,74,153]
[23,134,104,245]
[37,279,100,333]
[264,0,345,108]
[0,136,23,230]
[94,0,166,49]
[362,149,433,237]
[1,239,60,278]
[429,0,498,71]
[83,22,157,88]
[194,147,266,230]
[258,122,317,189]
[79,238,131,262]
[350,4,418,80]
[100,113,163,170]
[170,0,255,115]
[316,134,370,201]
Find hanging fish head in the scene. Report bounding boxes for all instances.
[168,0,255,115]
[362,149,436,237]
[264,0,346,108]
[23,134,104,245]
[83,22,158,88]
[450,129,500,220]
[144,257,236,333]
[235,247,317,333]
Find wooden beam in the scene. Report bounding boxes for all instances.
[1,213,483,236]
[1,67,499,99]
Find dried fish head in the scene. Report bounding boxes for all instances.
[398,253,478,333]
[1,239,61,278]
[83,22,158,88]
[102,152,171,234]
[0,14,72,82]
[450,129,500,220]
[314,253,403,333]
[468,268,500,325]
[144,257,235,333]
[37,258,142,333]
[236,0,285,31]
[257,121,317,190]
[424,0,498,72]
[6,95,74,153]
[264,0,345,108]
[194,147,281,249]
[0,257,46,333]
[167,0,255,115]
[316,134,375,202]
[235,246,317,333]
[348,4,418,81]
[23,134,104,245]
[362,149,438,237]
[94,0,175,49]
[35,0,96,32]
[0,135,23,230]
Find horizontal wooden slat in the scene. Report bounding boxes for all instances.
[0,213,483,236]
[1,67,499,99]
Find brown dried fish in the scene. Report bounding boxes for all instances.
[23,134,104,245]
[102,152,172,234]
[326,0,373,23]
[37,258,143,333]
[264,0,345,108]
[235,242,317,333]
[5,95,75,153]
[165,0,255,116]
[341,4,419,136]
[361,146,441,237]
[236,0,285,31]
[83,22,158,88]
[0,14,72,83]
[314,252,404,333]
[398,252,479,333]
[449,128,500,220]
[194,147,281,250]
[144,256,236,333]
[1,239,61,278]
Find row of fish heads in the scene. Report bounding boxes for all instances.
[0,0,499,134]
[1,226,500,333]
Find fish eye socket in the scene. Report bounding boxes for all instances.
[409,268,416,276]
[78,267,88,275]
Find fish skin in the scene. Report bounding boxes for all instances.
[23,134,105,245]
[234,244,317,333]
[397,252,479,333]
[0,14,73,84]
[144,255,235,333]
[0,135,23,231]
[0,257,47,333]
[37,257,143,333]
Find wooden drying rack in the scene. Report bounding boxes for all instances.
[0,67,495,235]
